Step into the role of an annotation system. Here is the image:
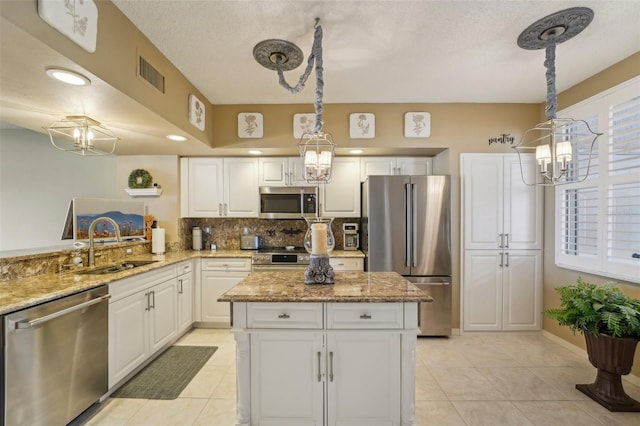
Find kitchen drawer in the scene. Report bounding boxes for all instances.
[175,260,192,276]
[327,303,404,329]
[329,257,363,271]
[202,258,251,272]
[247,302,323,329]
[109,265,176,302]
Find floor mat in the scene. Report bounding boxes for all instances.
[111,345,217,400]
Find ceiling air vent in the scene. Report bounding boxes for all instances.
[138,55,165,93]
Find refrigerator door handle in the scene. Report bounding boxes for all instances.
[405,183,411,267]
[412,183,418,267]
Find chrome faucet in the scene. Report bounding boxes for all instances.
[88,217,122,266]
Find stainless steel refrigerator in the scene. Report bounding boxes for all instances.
[362,175,452,336]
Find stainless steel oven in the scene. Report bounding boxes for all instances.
[252,247,310,271]
[259,186,318,219]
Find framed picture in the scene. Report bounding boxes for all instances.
[404,112,431,138]
[62,198,145,242]
[238,113,263,138]
[37,0,98,53]
[349,113,375,139]
[293,113,315,139]
[189,94,206,131]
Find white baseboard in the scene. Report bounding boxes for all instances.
[542,330,640,387]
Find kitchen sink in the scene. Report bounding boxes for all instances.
[76,260,159,275]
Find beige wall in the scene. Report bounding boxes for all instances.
[543,53,640,376]
[116,156,181,243]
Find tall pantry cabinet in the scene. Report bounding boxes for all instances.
[461,154,543,331]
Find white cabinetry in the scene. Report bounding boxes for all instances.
[180,157,259,217]
[108,266,179,388]
[176,261,194,334]
[329,257,363,271]
[238,302,412,425]
[320,157,361,218]
[461,153,543,332]
[462,250,542,331]
[200,258,251,325]
[259,157,310,186]
[462,154,542,250]
[360,157,432,181]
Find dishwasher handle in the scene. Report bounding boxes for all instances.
[13,294,111,330]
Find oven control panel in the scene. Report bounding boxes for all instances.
[252,253,310,265]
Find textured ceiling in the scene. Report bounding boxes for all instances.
[111,0,640,105]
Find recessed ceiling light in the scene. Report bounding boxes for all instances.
[45,67,91,86]
[167,134,187,142]
[248,150,263,155]
[350,149,364,154]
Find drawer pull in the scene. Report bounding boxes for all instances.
[278,313,290,319]
[360,314,372,320]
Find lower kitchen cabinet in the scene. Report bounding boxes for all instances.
[200,258,251,325]
[108,265,183,388]
[250,332,324,425]
[329,257,363,271]
[235,302,414,425]
[462,250,542,331]
[176,261,194,334]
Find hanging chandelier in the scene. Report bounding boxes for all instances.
[253,18,335,184]
[45,115,118,156]
[513,7,602,186]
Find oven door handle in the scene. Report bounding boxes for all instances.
[12,294,111,330]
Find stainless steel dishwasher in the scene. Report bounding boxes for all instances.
[2,285,110,426]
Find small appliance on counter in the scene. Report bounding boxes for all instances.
[343,223,359,250]
[240,234,262,250]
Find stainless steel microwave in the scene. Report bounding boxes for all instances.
[259,186,318,219]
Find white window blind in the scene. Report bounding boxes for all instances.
[555,77,640,283]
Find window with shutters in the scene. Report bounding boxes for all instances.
[555,76,640,283]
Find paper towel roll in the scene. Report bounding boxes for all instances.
[152,228,165,254]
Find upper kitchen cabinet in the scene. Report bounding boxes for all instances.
[360,157,432,181]
[259,157,312,187]
[461,154,542,250]
[320,157,361,218]
[181,158,259,217]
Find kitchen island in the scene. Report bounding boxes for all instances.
[218,270,431,426]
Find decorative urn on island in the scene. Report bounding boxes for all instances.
[303,217,335,284]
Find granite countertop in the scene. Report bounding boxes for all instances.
[218,271,432,303]
[0,249,365,315]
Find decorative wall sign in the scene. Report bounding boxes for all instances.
[238,113,263,138]
[488,133,515,145]
[404,112,431,138]
[37,0,98,53]
[189,94,205,131]
[293,113,315,139]
[349,113,375,139]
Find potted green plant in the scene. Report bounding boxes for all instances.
[545,277,640,411]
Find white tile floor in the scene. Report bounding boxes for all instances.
[81,329,640,425]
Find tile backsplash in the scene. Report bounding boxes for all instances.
[180,218,357,251]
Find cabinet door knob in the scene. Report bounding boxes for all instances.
[278,313,290,319]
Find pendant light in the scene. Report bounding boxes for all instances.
[513,7,602,186]
[254,18,335,184]
[46,115,118,156]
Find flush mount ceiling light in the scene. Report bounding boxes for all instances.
[254,18,336,184]
[167,134,187,142]
[45,115,117,156]
[45,67,91,86]
[513,7,602,186]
